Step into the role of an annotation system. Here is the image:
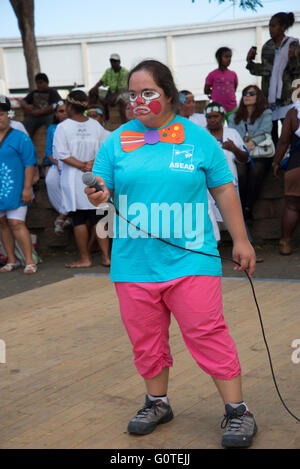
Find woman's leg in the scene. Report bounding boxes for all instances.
[236,162,249,216]
[280,196,300,254]
[144,367,170,397]
[67,223,92,267]
[8,219,34,266]
[0,215,17,264]
[213,375,243,404]
[244,157,272,216]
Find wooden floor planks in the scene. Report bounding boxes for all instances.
[0,276,299,449]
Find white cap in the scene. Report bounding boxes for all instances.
[110,53,120,61]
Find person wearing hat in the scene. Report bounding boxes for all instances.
[88,54,129,123]
[0,96,38,274]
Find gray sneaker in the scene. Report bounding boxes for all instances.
[221,404,257,448]
[128,395,174,435]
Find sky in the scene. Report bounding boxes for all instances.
[1,0,300,38]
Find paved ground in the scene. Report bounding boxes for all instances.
[1,240,300,300]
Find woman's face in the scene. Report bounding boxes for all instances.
[128,69,173,128]
[0,111,10,131]
[269,17,285,40]
[181,94,195,117]
[55,104,67,122]
[206,111,223,131]
[242,87,257,107]
[87,109,104,125]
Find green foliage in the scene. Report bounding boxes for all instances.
[192,0,263,10]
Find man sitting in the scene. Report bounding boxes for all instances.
[21,73,61,138]
[89,53,129,123]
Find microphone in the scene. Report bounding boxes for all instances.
[82,172,113,206]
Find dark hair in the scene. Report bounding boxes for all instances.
[234,85,268,125]
[35,73,49,83]
[272,12,295,30]
[53,100,65,124]
[0,96,11,112]
[128,60,180,113]
[66,90,88,114]
[215,47,232,66]
[179,90,193,96]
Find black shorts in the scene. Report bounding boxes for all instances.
[70,209,106,227]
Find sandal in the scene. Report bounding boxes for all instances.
[54,218,65,235]
[24,264,38,274]
[0,263,19,273]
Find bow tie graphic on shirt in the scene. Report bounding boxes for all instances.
[120,123,185,152]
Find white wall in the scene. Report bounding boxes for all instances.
[0,13,299,98]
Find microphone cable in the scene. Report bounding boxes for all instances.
[112,205,300,424]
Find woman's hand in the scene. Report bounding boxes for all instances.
[273,162,281,178]
[245,140,255,152]
[222,139,236,153]
[246,47,256,62]
[21,187,33,205]
[83,160,94,172]
[84,176,110,207]
[232,240,256,277]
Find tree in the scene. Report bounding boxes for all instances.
[9,0,40,90]
[192,0,263,9]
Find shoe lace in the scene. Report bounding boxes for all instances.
[136,400,161,418]
[221,408,246,431]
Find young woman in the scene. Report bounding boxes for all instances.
[53,90,111,267]
[204,47,238,121]
[0,96,38,274]
[228,85,273,221]
[246,12,300,145]
[44,100,70,235]
[273,100,300,255]
[179,90,206,127]
[86,60,257,448]
[205,101,248,221]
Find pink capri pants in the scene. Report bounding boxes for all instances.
[115,275,241,381]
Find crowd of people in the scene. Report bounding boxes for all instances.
[1,9,300,449]
[1,10,300,269]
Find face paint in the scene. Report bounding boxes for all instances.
[130,89,161,116]
[148,100,162,115]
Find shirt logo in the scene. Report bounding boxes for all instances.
[169,144,195,172]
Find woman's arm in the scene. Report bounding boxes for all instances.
[222,139,248,163]
[273,109,294,177]
[22,165,35,204]
[62,156,87,171]
[209,182,256,276]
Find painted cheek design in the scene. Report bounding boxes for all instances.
[148,100,162,115]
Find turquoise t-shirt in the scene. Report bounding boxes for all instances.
[0,129,37,211]
[92,115,233,282]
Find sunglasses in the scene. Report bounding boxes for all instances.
[243,91,256,97]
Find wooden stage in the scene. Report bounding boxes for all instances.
[0,275,299,449]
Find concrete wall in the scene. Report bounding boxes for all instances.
[1,13,300,99]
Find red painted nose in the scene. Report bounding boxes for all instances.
[136,96,144,105]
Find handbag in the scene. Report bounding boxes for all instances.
[249,133,275,158]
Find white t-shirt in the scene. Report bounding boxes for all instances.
[208,127,244,222]
[10,120,29,135]
[189,113,207,127]
[53,117,109,212]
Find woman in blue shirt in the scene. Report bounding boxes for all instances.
[228,85,273,222]
[85,60,257,448]
[44,100,69,235]
[0,96,38,274]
